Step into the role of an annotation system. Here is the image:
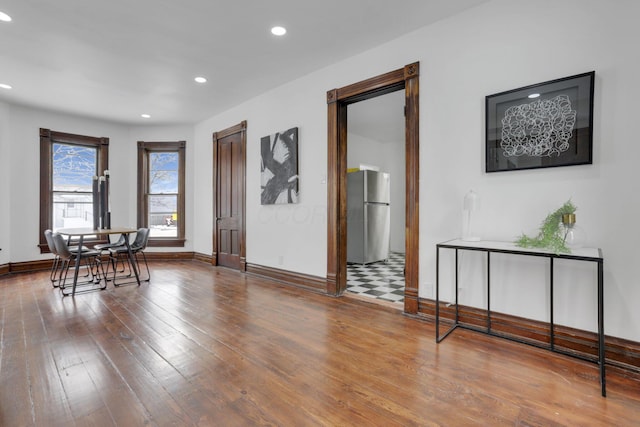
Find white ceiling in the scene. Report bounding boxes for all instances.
[0,0,487,125]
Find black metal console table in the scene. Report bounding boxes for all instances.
[435,239,605,397]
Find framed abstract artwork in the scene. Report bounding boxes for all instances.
[260,127,299,204]
[485,71,594,173]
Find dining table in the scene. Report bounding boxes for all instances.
[56,227,141,296]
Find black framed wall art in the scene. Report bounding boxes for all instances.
[485,71,594,173]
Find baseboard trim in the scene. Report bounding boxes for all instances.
[193,252,212,264]
[245,263,327,293]
[418,298,640,372]
[0,251,198,276]
[6,259,53,274]
[143,252,195,261]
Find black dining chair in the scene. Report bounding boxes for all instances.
[51,232,106,296]
[94,233,127,276]
[107,227,151,286]
[44,229,61,287]
[44,229,90,288]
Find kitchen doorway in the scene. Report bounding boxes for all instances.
[346,91,406,306]
[326,62,420,314]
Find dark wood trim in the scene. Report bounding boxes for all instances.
[6,259,53,274]
[334,68,406,102]
[193,252,212,264]
[419,298,640,373]
[403,62,420,314]
[1,251,200,276]
[326,62,420,313]
[142,252,194,261]
[146,239,187,248]
[137,140,186,246]
[212,121,247,271]
[246,263,327,294]
[0,263,9,276]
[39,128,109,253]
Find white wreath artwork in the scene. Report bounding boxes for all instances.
[501,94,577,157]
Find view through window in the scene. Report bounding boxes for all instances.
[137,140,185,246]
[148,152,179,237]
[39,128,109,253]
[52,143,97,230]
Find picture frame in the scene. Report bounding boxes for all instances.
[260,127,299,205]
[485,71,594,173]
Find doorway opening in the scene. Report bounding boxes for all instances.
[345,91,406,306]
[326,62,420,314]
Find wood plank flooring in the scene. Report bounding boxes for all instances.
[1,261,639,426]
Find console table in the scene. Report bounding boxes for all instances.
[435,239,605,397]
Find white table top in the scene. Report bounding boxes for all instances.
[438,239,602,260]
[56,227,138,236]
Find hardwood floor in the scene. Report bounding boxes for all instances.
[1,261,639,426]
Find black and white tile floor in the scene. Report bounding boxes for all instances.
[347,251,405,304]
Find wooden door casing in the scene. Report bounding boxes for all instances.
[213,121,247,270]
[326,63,419,314]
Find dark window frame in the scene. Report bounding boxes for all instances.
[39,128,109,253]
[137,140,186,247]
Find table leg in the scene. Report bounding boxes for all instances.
[71,235,83,296]
[435,245,440,341]
[125,237,141,286]
[598,260,606,397]
[550,257,555,351]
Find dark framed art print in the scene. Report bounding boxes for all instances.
[485,71,594,173]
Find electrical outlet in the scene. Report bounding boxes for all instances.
[278,255,284,265]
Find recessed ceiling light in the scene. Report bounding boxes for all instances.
[0,11,12,22]
[194,76,207,83]
[271,26,286,36]
[528,93,541,99]
[141,114,151,119]
[0,83,12,90]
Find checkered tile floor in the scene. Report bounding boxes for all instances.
[347,251,405,304]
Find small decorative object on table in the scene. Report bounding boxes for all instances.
[560,212,587,249]
[462,190,480,241]
[516,200,584,253]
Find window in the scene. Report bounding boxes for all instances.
[137,141,185,247]
[39,128,109,253]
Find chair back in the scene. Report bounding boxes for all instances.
[52,233,73,261]
[44,229,58,256]
[131,228,150,251]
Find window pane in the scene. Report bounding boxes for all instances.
[53,143,97,191]
[148,195,177,237]
[52,193,94,230]
[149,152,178,193]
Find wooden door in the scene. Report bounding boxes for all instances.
[213,121,246,270]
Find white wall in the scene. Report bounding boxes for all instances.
[127,124,195,252]
[415,0,640,341]
[193,80,328,277]
[3,104,194,264]
[347,132,405,253]
[0,101,9,265]
[3,0,638,342]
[190,0,640,341]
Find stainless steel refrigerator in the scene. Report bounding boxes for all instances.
[347,170,391,264]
